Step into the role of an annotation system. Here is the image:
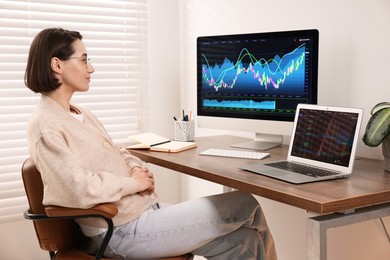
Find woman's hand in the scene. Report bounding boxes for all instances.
[131,166,155,195]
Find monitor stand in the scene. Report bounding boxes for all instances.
[230,133,283,151]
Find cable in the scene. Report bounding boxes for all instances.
[379,218,390,243]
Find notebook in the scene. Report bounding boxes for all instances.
[241,104,363,184]
[127,132,197,153]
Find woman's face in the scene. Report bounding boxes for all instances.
[60,39,94,93]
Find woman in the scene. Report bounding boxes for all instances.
[25,27,277,260]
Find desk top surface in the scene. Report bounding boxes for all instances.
[128,135,390,214]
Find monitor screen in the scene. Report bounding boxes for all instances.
[196,29,319,150]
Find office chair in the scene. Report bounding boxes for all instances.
[21,157,194,260]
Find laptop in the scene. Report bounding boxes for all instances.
[241,104,363,184]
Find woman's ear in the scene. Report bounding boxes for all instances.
[51,57,62,73]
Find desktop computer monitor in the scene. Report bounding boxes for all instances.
[196,29,319,150]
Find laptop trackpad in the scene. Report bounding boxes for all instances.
[262,169,290,176]
[241,164,289,176]
[241,163,314,183]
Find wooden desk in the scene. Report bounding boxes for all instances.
[128,135,390,259]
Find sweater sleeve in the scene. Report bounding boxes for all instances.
[119,147,148,170]
[35,131,141,209]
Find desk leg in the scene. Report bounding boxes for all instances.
[307,214,328,260]
[307,203,390,260]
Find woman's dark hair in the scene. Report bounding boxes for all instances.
[24,28,82,93]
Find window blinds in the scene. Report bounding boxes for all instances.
[0,0,148,223]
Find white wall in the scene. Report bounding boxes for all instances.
[147,0,180,139]
[0,219,48,260]
[146,0,185,203]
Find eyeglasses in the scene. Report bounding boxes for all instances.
[68,56,92,69]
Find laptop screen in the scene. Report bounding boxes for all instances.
[291,108,360,167]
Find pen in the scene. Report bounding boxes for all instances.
[174,115,183,131]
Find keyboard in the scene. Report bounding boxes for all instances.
[199,149,270,160]
[265,161,339,178]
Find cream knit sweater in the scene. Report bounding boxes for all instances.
[26,95,158,228]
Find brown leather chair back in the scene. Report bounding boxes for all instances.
[21,157,83,252]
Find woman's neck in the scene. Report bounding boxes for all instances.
[46,88,73,112]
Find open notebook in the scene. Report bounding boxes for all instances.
[127,132,197,153]
[241,104,363,184]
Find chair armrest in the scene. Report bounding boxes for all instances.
[42,203,117,260]
[45,203,118,219]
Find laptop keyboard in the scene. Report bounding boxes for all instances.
[265,161,340,178]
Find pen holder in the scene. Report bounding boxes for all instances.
[174,121,195,141]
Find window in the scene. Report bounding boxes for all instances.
[0,0,148,223]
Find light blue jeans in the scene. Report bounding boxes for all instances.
[91,191,277,260]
